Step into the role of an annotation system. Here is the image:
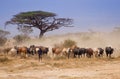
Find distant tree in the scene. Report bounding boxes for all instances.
[113,27,120,33]
[0,29,10,46]
[88,29,96,34]
[13,34,30,43]
[0,29,10,38]
[110,27,120,36]
[5,11,73,38]
[17,26,33,36]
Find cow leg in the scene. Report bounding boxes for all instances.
[86,53,89,58]
[68,52,70,59]
[38,54,40,62]
[26,53,28,57]
[38,54,42,62]
[53,53,57,57]
[78,54,80,58]
[83,53,85,58]
[109,54,111,58]
[89,54,91,58]
[106,53,108,57]
[87,54,90,58]
[74,53,76,58]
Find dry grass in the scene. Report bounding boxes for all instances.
[0,54,120,79]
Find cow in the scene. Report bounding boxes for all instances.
[68,46,86,58]
[72,47,80,58]
[61,48,69,56]
[67,45,78,58]
[9,46,17,56]
[98,48,104,57]
[93,48,104,58]
[41,47,49,55]
[29,45,36,55]
[52,47,63,56]
[79,48,87,57]
[35,46,49,55]
[105,46,114,58]
[86,48,93,58]
[15,46,28,57]
[93,48,99,58]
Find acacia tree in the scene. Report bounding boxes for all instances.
[5,11,73,38]
[0,29,10,46]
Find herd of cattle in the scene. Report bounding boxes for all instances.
[0,45,114,60]
[52,45,114,58]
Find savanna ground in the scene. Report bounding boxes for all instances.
[0,55,120,79]
[0,32,120,79]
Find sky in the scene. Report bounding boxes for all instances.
[0,0,120,36]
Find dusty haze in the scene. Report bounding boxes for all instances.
[5,31,120,57]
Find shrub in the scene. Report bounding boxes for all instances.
[0,37,7,46]
[53,39,76,48]
[13,34,30,43]
[0,29,10,46]
[82,35,91,41]
[62,39,76,48]
[0,57,9,63]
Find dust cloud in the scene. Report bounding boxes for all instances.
[13,31,120,57]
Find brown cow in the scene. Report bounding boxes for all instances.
[52,47,63,56]
[86,48,93,58]
[15,46,28,57]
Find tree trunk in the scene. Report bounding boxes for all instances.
[39,30,45,38]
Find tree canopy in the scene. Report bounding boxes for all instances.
[5,11,73,38]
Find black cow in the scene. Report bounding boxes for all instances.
[105,47,114,58]
[42,47,49,55]
[79,48,87,57]
[72,47,80,58]
[72,47,87,58]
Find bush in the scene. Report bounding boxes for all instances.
[13,34,30,43]
[0,37,7,46]
[53,39,76,48]
[82,35,91,41]
[0,57,9,63]
[62,39,76,48]
[0,29,10,46]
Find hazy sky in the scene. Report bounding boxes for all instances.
[0,0,120,36]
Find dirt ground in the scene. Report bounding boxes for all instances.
[0,55,120,79]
